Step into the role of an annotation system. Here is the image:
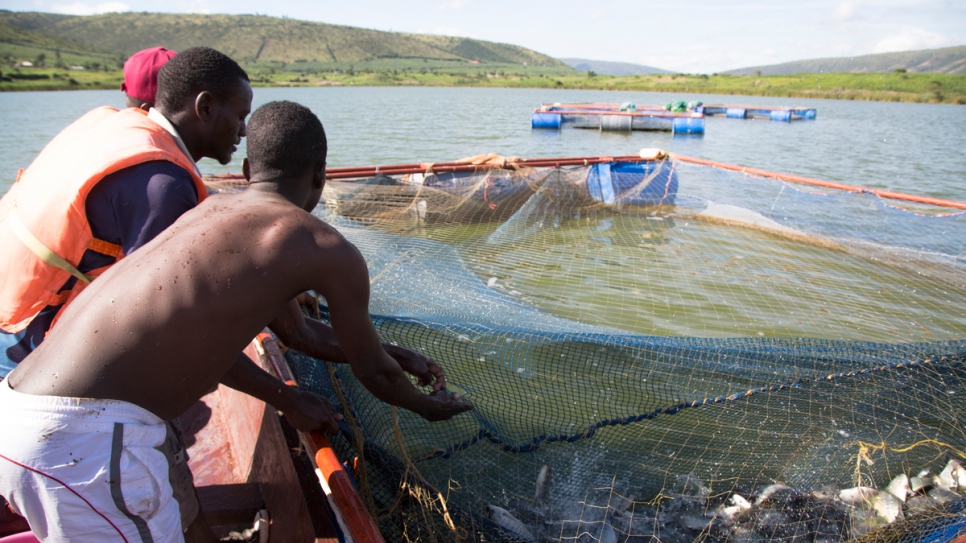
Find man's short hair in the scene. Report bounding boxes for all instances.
[247,101,327,179]
[155,47,249,111]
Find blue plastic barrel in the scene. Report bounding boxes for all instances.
[672,117,704,135]
[587,163,616,204]
[587,161,679,206]
[770,110,792,122]
[531,112,562,129]
[726,108,746,119]
[802,109,817,119]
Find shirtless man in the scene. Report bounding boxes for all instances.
[0,101,473,542]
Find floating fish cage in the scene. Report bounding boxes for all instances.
[701,104,817,121]
[321,153,678,225]
[532,108,705,134]
[534,101,816,126]
[208,151,966,543]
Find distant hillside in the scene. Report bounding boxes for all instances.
[0,18,122,69]
[726,45,966,75]
[0,11,569,70]
[560,58,672,75]
[0,11,74,30]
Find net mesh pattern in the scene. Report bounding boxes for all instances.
[281,158,966,542]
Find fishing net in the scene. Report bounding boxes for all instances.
[275,155,965,543]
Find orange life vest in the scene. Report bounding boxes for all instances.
[0,106,207,333]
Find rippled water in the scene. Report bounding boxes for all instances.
[1,87,964,201]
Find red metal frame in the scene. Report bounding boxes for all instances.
[535,108,701,119]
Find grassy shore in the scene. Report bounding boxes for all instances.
[2,66,964,104]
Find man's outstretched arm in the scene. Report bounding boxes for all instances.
[218,351,343,433]
[312,242,472,422]
[269,298,447,390]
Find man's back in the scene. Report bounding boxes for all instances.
[0,99,470,543]
[10,189,356,420]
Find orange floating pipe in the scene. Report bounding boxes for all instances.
[674,154,966,210]
[210,153,966,210]
[208,154,656,183]
[255,331,387,543]
[308,433,386,543]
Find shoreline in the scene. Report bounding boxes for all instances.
[2,69,965,105]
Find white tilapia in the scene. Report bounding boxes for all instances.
[488,505,535,541]
[839,486,877,503]
[873,491,903,523]
[885,474,910,502]
[755,483,791,506]
[534,464,551,504]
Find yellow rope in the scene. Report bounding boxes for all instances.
[325,360,378,518]
[853,439,966,485]
[391,406,461,540]
[8,205,91,284]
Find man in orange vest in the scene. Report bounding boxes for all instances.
[0,46,249,373]
[0,46,252,542]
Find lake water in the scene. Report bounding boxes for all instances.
[4,86,966,537]
[1,86,964,201]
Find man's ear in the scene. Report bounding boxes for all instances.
[242,158,251,182]
[193,91,214,122]
[313,161,327,189]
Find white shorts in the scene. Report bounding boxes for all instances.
[0,380,183,543]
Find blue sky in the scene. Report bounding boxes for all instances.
[6,0,965,73]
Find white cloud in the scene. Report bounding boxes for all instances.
[437,0,469,10]
[431,26,464,36]
[872,27,952,53]
[830,0,861,21]
[170,0,212,14]
[589,10,603,20]
[51,2,129,14]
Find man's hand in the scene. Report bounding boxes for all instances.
[295,291,321,317]
[420,389,474,422]
[280,388,344,434]
[383,344,447,391]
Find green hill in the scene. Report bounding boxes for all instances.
[0,19,123,70]
[0,11,569,72]
[726,45,966,76]
[559,58,672,76]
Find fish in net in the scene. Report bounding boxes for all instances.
[248,152,965,542]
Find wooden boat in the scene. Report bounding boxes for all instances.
[0,331,384,543]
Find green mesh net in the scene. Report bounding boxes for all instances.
[281,157,965,542]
